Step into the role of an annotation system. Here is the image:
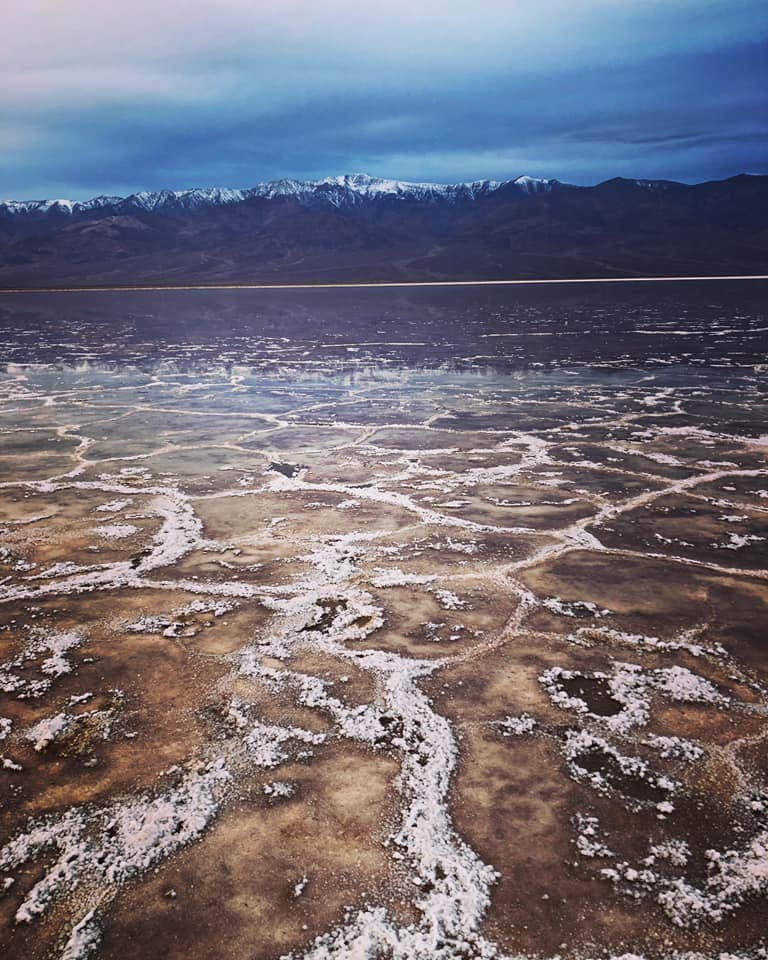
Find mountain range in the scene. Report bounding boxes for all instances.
[1,172,766,287]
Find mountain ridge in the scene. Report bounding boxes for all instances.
[0,173,564,216]
[1,172,765,287]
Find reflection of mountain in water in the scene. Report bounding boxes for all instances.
[0,279,766,373]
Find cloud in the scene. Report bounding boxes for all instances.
[1,0,766,197]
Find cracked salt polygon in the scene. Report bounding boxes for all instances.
[7,376,760,960]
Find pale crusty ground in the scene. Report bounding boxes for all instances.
[0,361,767,960]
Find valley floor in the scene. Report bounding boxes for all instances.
[0,284,767,959]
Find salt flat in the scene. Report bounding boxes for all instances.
[0,281,766,960]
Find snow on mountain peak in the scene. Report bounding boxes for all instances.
[512,175,558,194]
[0,172,563,217]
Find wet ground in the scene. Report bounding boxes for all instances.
[0,280,767,960]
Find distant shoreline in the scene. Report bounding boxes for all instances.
[1,275,767,294]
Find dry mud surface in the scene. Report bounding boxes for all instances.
[0,282,767,960]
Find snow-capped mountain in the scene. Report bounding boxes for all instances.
[0,196,122,216]
[1,172,762,288]
[245,173,514,206]
[0,173,562,217]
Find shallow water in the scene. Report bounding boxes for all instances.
[1,279,767,369]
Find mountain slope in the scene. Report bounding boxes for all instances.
[0,173,765,286]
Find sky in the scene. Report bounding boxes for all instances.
[2,0,767,200]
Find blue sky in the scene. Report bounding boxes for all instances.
[3,0,767,199]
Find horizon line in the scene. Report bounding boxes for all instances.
[1,275,767,295]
